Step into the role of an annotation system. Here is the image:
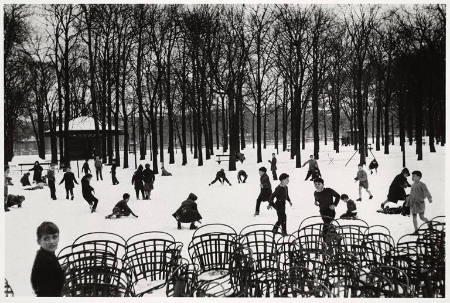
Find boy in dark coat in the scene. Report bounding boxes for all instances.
[254,167,272,216]
[31,222,64,297]
[311,168,322,181]
[369,159,379,174]
[29,161,44,183]
[21,173,31,186]
[132,165,145,199]
[268,153,278,180]
[46,165,57,200]
[237,170,248,183]
[267,173,292,236]
[142,164,155,199]
[313,178,340,224]
[105,193,138,219]
[110,160,119,185]
[381,168,411,209]
[172,193,202,230]
[209,168,231,186]
[94,156,103,181]
[339,194,357,219]
[302,155,319,181]
[59,168,78,200]
[81,159,91,175]
[81,174,98,212]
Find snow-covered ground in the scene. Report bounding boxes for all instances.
[4,141,445,296]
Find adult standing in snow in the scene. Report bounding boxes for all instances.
[29,161,44,183]
[172,193,202,230]
[354,164,373,201]
[380,168,411,210]
[81,159,91,175]
[313,178,340,224]
[46,164,57,200]
[81,173,98,213]
[208,169,231,186]
[132,165,145,199]
[268,153,278,180]
[302,155,320,181]
[254,167,272,216]
[110,159,119,185]
[142,164,155,199]
[59,167,78,200]
[94,156,103,181]
[267,173,292,236]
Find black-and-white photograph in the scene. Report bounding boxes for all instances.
[2,1,446,298]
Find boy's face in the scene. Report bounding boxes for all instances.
[358,166,363,171]
[282,177,289,185]
[259,170,264,176]
[38,233,59,253]
[272,154,275,157]
[342,198,349,202]
[124,197,130,202]
[314,181,324,191]
[310,156,313,159]
[412,174,420,182]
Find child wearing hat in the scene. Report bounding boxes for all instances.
[381,168,411,209]
[267,173,292,236]
[254,167,272,216]
[405,170,432,234]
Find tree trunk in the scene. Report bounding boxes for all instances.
[274,83,278,154]
[263,103,267,149]
[221,95,227,152]
[215,98,220,150]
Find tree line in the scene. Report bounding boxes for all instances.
[4,4,445,171]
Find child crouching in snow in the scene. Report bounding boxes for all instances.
[105,193,138,219]
[405,171,432,234]
[339,194,357,219]
[172,193,202,230]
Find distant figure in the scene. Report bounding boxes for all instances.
[31,221,64,297]
[236,152,246,163]
[172,193,202,230]
[29,161,43,183]
[254,167,272,216]
[21,173,32,186]
[94,156,103,181]
[369,159,378,175]
[302,155,319,181]
[46,164,57,200]
[381,168,411,210]
[110,160,119,185]
[237,170,248,183]
[339,194,357,219]
[161,166,172,176]
[209,168,231,186]
[354,164,373,201]
[142,164,155,199]
[81,159,91,175]
[105,193,138,219]
[132,165,145,199]
[4,165,11,211]
[269,153,278,180]
[81,173,98,213]
[59,167,78,200]
[311,168,322,181]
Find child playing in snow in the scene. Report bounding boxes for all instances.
[21,173,31,186]
[381,168,411,209]
[339,194,357,219]
[110,160,119,185]
[237,170,248,183]
[267,173,292,236]
[172,193,202,230]
[269,153,278,180]
[354,164,373,201]
[94,156,103,181]
[59,167,78,200]
[105,193,138,219]
[311,168,322,181]
[369,159,378,174]
[302,155,319,181]
[81,174,98,213]
[405,170,432,234]
[81,159,91,175]
[31,221,65,297]
[254,167,272,216]
[209,168,231,186]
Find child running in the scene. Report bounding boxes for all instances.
[406,170,432,234]
[354,164,373,201]
[267,173,292,236]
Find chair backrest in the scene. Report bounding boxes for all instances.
[239,226,279,270]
